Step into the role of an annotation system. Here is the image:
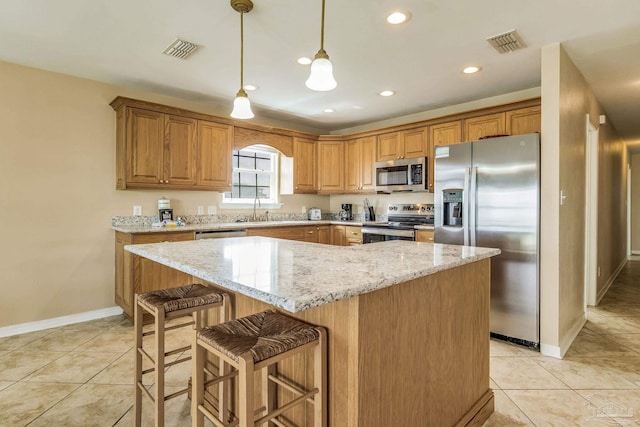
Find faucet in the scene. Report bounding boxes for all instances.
[253,196,261,221]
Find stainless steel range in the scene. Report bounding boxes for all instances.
[362,203,434,243]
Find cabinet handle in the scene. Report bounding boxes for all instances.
[165,180,169,183]
[308,231,314,234]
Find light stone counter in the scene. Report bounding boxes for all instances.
[125,237,499,313]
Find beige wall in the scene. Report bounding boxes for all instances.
[540,44,627,356]
[631,154,640,252]
[0,60,328,328]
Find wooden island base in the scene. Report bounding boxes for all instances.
[195,258,493,427]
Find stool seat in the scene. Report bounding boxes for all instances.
[137,283,224,314]
[198,310,321,363]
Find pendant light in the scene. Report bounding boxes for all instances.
[306,0,337,91]
[230,0,254,119]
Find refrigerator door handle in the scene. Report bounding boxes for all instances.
[463,167,470,246]
[469,166,478,246]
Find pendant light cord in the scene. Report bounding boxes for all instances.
[240,11,244,89]
[320,0,325,51]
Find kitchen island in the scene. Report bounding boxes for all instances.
[126,237,500,427]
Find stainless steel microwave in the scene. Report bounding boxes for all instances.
[374,157,428,192]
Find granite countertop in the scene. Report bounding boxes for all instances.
[125,237,500,313]
[112,220,365,234]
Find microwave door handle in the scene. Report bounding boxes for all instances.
[469,167,478,246]
[463,167,470,246]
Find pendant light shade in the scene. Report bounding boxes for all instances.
[230,0,254,120]
[306,49,337,91]
[231,88,254,119]
[306,0,336,91]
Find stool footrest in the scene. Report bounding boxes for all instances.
[255,387,318,426]
[165,345,190,358]
[137,381,154,402]
[268,374,317,404]
[164,386,189,401]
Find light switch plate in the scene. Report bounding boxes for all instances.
[207,205,217,215]
[133,205,142,216]
[197,206,205,215]
[301,206,307,213]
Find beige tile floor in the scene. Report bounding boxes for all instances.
[1,261,639,426]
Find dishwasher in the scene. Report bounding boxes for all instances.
[194,229,248,239]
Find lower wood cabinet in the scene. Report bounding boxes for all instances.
[331,225,347,246]
[247,226,306,241]
[346,226,363,245]
[416,229,434,242]
[115,231,194,319]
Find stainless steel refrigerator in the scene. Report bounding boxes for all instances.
[434,133,540,348]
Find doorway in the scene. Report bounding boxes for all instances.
[584,115,599,308]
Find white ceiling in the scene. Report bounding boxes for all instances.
[1,0,640,143]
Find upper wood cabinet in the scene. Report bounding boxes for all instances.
[164,115,197,186]
[317,140,345,194]
[293,137,317,193]
[197,121,233,188]
[506,106,541,135]
[377,128,428,161]
[428,120,463,193]
[113,101,233,191]
[345,136,376,193]
[463,113,506,142]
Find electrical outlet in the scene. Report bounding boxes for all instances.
[197,206,205,215]
[301,206,307,214]
[133,205,142,216]
[207,205,217,215]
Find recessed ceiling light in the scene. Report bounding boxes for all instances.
[379,90,395,97]
[352,105,362,110]
[244,84,258,91]
[324,108,335,113]
[297,57,312,65]
[463,66,482,74]
[387,11,411,25]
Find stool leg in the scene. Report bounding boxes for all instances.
[154,308,166,427]
[192,335,205,427]
[314,328,328,427]
[261,364,276,427]
[218,299,230,424]
[134,299,144,427]
[239,356,254,427]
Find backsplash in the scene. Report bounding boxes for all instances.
[111,212,373,227]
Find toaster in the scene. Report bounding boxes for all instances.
[308,207,322,221]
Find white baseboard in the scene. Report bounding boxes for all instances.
[596,257,627,304]
[540,315,586,359]
[0,306,124,338]
[631,250,640,255]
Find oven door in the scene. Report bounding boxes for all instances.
[361,227,416,244]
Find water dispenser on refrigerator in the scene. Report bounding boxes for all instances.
[442,189,463,227]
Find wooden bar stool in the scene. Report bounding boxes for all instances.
[134,283,230,427]
[192,309,327,427]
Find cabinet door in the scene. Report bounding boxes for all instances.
[430,121,462,193]
[317,141,344,194]
[463,113,506,142]
[359,136,377,192]
[247,226,306,241]
[402,128,428,159]
[126,108,164,185]
[344,139,361,192]
[317,226,331,244]
[377,132,400,161]
[345,226,363,245]
[304,226,319,243]
[416,229,434,242]
[197,121,233,189]
[331,225,346,246]
[293,137,317,193]
[506,106,541,135]
[164,115,197,186]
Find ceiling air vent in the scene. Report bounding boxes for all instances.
[486,30,526,54]
[162,38,200,59]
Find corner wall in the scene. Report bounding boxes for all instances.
[540,44,627,357]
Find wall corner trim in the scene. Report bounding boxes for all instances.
[0,306,124,338]
[540,315,587,359]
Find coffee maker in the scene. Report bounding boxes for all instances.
[340,203,353,221]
